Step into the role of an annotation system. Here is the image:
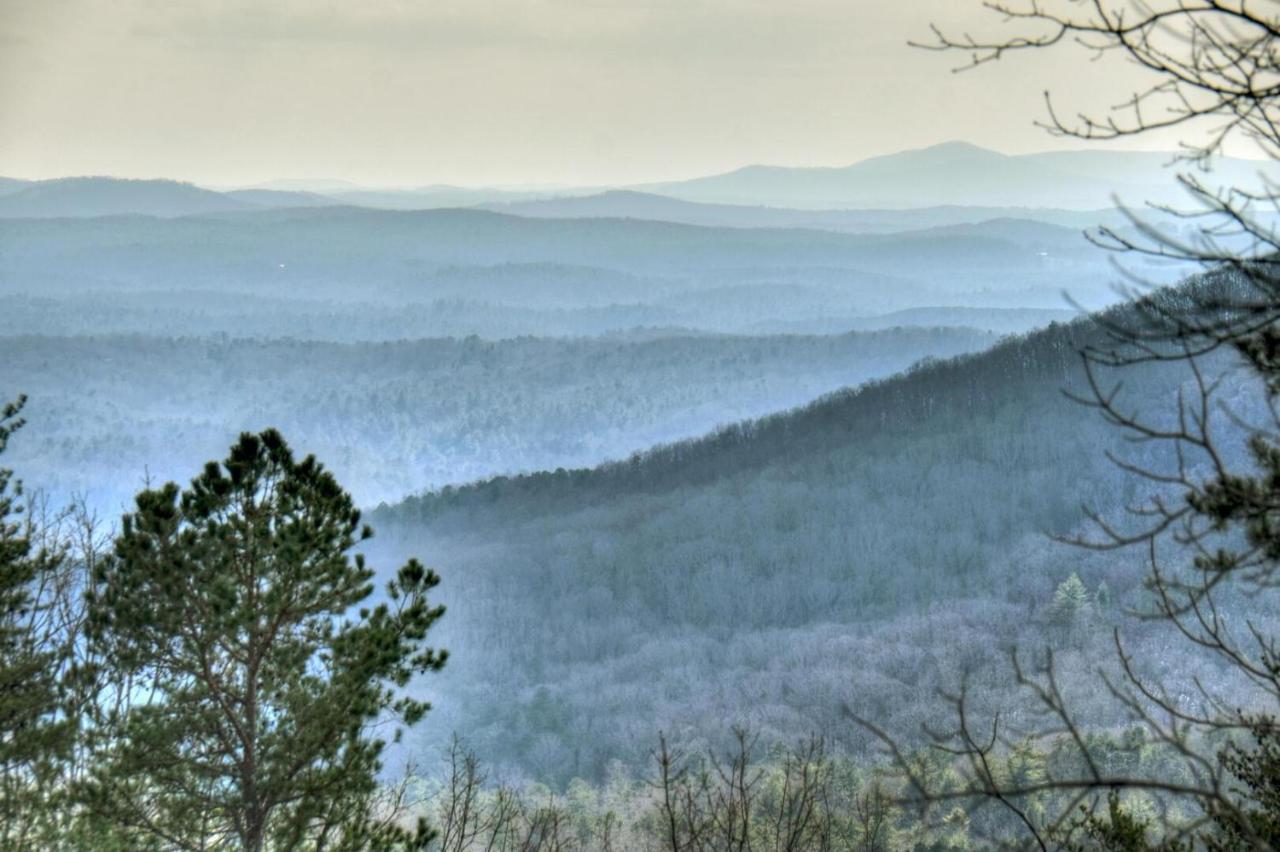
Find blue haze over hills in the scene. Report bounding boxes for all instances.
[1,140,1261,780]
[0,141,1224,513]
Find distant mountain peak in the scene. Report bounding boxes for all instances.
[850,141,1010,170]
[914,140,1000,155]
[637,141,1275,210]
[0,176,252,218]
[685,143,1006,184]
[41,175,198,188]
[0,176,34,197]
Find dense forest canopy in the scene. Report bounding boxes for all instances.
[0,174,1263,848]
[12,0,1280,844]
[0,208,1174,316]
[0,328,994,513]
[368,279,1262,784]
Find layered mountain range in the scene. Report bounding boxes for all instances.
[1,140,1250,781]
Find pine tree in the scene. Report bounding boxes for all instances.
[1048,572,1091,627]
[84,429,447,850]
[1094,580,1111,614]
[0,395,73,846]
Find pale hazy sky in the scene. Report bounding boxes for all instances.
[0,0,1189,187]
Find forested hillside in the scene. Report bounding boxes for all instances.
[0,208,1169,316]
[486,189,1127,232]
[0,286,1073,341]
[0,185,1228,813]
[0,208,1091,285]
[15,0,1280,844]
[371,295,1256,784]
[0,177,257,217]
[1,328,992,512]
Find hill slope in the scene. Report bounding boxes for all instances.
[0,327,995,513]
[642,141,1278,209]
[486,189,1125,233]
[0,207,1160,316]
[0,178,31,196]
[370,289,1245,780]
[223,188,341,208]
[0,177,256,218]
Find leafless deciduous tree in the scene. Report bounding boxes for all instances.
[0,415,111,850]
[845,2,1280,849]
[651,728,844,852]
[427,736,593,852]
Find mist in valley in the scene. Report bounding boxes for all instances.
[6,2,1280,849]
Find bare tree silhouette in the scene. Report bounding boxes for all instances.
[848,3,1280,848]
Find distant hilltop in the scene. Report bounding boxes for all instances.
[4,142,1276,218]
[0,176,340,219]
[637,141,1279,210]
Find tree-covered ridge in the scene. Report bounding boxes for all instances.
[0,288,1074,341]
[380,313,1104,527]
[0,206,1097,276]
[0,207,1159,315]
[370,290,1231,781]
[0,327,993,513]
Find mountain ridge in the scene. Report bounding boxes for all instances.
[0,176,256,218]
[11,142,1276,218]
[484,189,1124,233]
[639,141,1280,210]
[365,273,1223,777]
[375,311,1095,524]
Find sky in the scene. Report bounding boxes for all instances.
[0,0,1205,188]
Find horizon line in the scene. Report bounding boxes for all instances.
[4,139,1265,194]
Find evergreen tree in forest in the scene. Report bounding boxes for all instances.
[0,395,74,846]
[1094,580,1111,614]
[83,429,447,851]
[1048,572,1091,627]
